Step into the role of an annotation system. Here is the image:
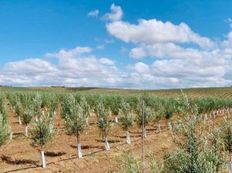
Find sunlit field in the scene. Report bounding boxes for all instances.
[0,86,232,172]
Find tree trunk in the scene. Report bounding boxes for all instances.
[143,127,147,138]
[10,132,13,140]
[126,131,131,144]
[115,116,118,123]
[76,133,82,158]
[25,126,28,137]
[40,150,46,168]
[18,116,22,125]
[157,123,161,133]
[229,161,232,173]
[86,117,89,126]
[104,137,110,151]
[168,122,172,131]
[228,152,232,173]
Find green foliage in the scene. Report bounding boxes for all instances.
[149,154,163,173]
[95,101,112,139]
[119,100,134,131]
[117,150,140,173]
[30,112,54,148]
[21,107,34,126]
[15,101,23,118]
[163,93,225,173]
[62,94,89,140]
[0,113,10,146]
[135,99,153,127]
[64,103,88,136]
[221,117,232,154]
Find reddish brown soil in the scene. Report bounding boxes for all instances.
[2,104,230,173]
[0,105,174,173]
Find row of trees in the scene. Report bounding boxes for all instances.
[1,91,232,170]
[117,94,232,173]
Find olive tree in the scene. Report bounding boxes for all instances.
[30,112,54,168]
[21,107,34,137]
[64,102,88,158]
[96,101,112,151]
[0,113,11,146]
[163,94,225,173]
[135,99,153,138]
[117,150,140,173]
[62,94,89,158]
[119,101,134,144]
[221,116,232,172]
[15,101,23,125]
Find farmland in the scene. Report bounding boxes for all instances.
[0,86,232,173]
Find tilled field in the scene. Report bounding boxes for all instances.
[0,105,174,173]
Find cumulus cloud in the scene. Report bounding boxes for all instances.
[88,9,99,17]
[106,19,213,48]
[129,43,208,59]
[0,47,123,87]
[45,46,92,59]
[103,4,123,21]
[0,4,232,89]
[104,4,232,88]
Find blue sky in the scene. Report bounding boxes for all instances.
[0,0,232,89]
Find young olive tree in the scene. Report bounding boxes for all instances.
[221,116,232,173]
[64,102,88,158]
[21,106,34,137]
[15,101,23,125]
[0,113,11,146]
[30,112,54,168]
[96,101,112,151]
[119,101,134,144]
[136,99,153,138]
[79,96,91,127]
[117,150,140,173]
[33,93,42,121]
[163,93,225,173]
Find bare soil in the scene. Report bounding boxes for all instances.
[0,105,174,173]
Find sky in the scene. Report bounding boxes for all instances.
[0,0,232,89]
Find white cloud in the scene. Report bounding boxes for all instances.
[45,46,92,59]
[0,47,123,87]
[129,43,208,59]
[103,4,123,22]
[103,4,232,88]
[88,9,99,17]
[226,18,232,28]
[106,19,213,48]
[1,5,232,89]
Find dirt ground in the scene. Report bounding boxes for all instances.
[0,104,175,173]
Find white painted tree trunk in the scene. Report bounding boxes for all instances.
[126,131,131,144]
[86,117,89,126]
[168,122,172,130]
[143,128,147,138]
[104,137,110,151]
[40,150,46,168]
[228,161,232,173]
[18,116,22,125]
[77,143,82,158]
[205,114,208,120]
[10,132,13,140]
[35,116,38,122]
[115,116,118,123]
[157,123,161,133]
[25,126,28,137]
